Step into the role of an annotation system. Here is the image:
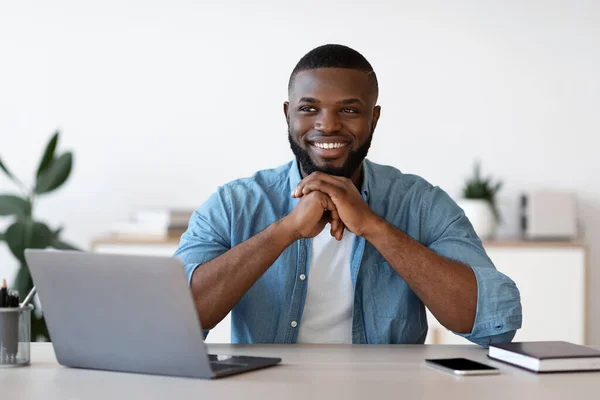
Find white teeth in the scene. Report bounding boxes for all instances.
[314,142,346,149]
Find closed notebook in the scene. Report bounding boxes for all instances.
[488,341,600,372]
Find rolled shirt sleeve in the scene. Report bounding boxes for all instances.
[172,187,233,338]
[173,186,232,284]
[421,185,523,347]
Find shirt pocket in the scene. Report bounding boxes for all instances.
[370,261,413,319]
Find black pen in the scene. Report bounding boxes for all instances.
[9,291,19,307]
[0,278,7,308]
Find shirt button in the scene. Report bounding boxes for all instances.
[291,321,298,328]
[299,274,306,281]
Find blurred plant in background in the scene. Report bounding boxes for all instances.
[0,130,78,340]
[458,160,504,240]
[462,160,503,223]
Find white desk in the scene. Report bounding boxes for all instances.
[3,344,600,399]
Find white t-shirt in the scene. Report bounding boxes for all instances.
[297,223,355,344]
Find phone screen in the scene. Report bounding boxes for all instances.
[426,358,497,371]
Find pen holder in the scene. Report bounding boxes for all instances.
[0,304,33,367]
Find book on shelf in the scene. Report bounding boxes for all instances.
[108,208,194,240]
[132,208,194,230]
[488,341,600,372]
[108,222,186,240]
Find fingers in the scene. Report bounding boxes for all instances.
[298,180,342,200]
[292,172,348,198]
[330,218,340,240]
[318,191,338,215]
[316,192,344,240]
[338,222,346,240]
[294,177,351,240]
[330,219,345,241]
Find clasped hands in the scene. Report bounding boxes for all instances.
[287,171,378,240]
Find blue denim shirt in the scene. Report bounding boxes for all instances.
[174,159,522,346]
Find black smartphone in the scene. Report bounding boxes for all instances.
[425,358,500,376]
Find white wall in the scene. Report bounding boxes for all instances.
[1,0,599,342]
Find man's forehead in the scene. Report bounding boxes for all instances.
[289,68,375,103]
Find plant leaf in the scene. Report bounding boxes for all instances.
[50,225,80,250]
[5,221,27,264]
[31,222,54,248]
[5,220,54,264]
[36,131,59,178]
[0,156,18,182]
[53,226,63,237]
[493,181,503,193]
[0,194,28,218]
[34,152,73,195]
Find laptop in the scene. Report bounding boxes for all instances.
[24,249,281,379]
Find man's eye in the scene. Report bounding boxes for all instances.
[299,106,317,112]
[342,108,358,113]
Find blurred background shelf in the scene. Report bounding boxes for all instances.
[91,236,180,255]
[427,239,587,345]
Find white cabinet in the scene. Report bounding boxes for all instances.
[92,237,587,345]
[425,241,587,345]
[91,237,232,344]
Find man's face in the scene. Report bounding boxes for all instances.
[284,68,381,179]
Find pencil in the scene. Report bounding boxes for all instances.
[0,278,7,308]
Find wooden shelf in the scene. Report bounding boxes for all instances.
[482,238,585,248]
[91,235,182,247]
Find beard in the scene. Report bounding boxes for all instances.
[288,130,373,179]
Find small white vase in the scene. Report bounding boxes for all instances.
[457,199,496,239]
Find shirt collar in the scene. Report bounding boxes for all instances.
[288,158,371,202]
[361,159,371,202]
[288,158,303,194]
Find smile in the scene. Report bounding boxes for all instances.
[311,142,348,150]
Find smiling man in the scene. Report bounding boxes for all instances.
[174,44,522,346]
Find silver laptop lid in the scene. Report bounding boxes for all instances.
[24,249,214,379]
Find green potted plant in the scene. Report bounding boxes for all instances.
[0,130,78,340]
[459,160,503,239]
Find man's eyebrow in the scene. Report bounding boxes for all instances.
[298,97,320,103]
[338,98,364,105]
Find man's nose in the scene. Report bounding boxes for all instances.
[314,110,341,134]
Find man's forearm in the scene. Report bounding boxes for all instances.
[190,218,299,329]
[362,216,477,334]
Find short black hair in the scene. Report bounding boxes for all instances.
[288,44,378,96]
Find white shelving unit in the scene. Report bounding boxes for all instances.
[92,237,587,345]
[426,240,587,345]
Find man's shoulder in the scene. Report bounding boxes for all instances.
[366,159,434,194]
[218,161,293,196]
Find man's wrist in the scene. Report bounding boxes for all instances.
[274,216,301,246]
[359,212,388,240]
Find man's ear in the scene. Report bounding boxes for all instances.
[283,101,290,124]
[371,105,381,132]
